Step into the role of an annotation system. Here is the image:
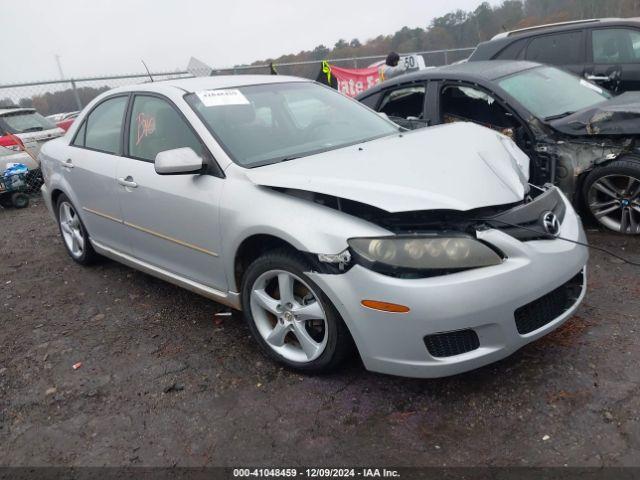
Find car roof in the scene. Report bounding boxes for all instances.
[357,60,541,98]
[491,17,633,40]
[471,17,640,61]
[110,74,309,95]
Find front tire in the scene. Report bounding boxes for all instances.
[56,194,98,265]
[583,156,640,234]
[241,249,352,373]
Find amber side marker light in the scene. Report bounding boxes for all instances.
[361,300,410,313]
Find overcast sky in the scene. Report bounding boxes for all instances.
[1,0,500,84]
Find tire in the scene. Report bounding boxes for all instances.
[56,194,98,265]
[241,249,353,373]
[582,156,640,235]
[11,192,29,209]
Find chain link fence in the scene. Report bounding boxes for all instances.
[0,48,474,117]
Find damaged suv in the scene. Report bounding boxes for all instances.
[358,61,640,234]
[39,76,588,378]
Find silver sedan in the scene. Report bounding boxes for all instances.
[39,75,588,378]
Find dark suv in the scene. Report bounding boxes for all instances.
[468,18,640,93]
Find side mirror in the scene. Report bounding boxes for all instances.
[154,147,203,175]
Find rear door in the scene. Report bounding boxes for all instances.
[63,95,131,254]
[116,93,227,290]
[587,27,640,93]
[524,30,586,77]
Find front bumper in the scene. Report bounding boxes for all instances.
[308,193,589,378]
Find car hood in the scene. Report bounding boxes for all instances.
[246,122,529,213]
[549,92,640,136]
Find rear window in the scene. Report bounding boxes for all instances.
[0,111,57,134]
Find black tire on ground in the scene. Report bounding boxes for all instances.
[240,249,354,374]
[11,192,29,209]
[582,155,640,235]
[55,193,99,265]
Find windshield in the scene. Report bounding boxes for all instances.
[498,66,612,120]
[185,82,399,167]
[0,111,57,134]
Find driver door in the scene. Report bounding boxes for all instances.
[587,27,640,93]
[116,94,227,291]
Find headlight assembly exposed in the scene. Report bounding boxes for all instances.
[348,235,503,275]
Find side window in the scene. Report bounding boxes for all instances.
[72,121,87,147]
[128,96,203,162]
[495,38,528,60]
[440,85,519,139]
[75,96,127,154]
[359,91,382,110]
[526,31,583,65]
[378,85,425,120]
[592,28,640,63]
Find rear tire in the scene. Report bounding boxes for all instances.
[241,249,353,373]
[56,194,98,265]
[582,156,640,235]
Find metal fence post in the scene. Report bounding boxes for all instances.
[70,80,82,110]
[444,50,448,65]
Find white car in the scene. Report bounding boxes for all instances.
[0,107,64,152]
[39,75,588,378]
[1,106,64,190]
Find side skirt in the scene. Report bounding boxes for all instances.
[90,239,242,310]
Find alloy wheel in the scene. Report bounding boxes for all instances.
[250,270,328,363]
[588,174,640,234]
[59,201,85,258]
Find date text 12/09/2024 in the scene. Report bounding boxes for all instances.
[232,468,401,478]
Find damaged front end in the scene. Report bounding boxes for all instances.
[526,116,636,201]
[280,185,566,278]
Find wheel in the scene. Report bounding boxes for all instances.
[56,194,98,265]
[583,157,640,234]
[241,249,352,373]
[10,192,29,209]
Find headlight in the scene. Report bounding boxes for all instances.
[348,235,503,275]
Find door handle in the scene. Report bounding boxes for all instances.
[63,159,74,169]
[585,74,612,82]
[117,176,138,188]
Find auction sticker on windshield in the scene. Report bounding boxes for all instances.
[196,88,250,107]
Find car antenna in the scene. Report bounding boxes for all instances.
[141,60,154,82]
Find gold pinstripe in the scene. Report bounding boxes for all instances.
[82,207,218,257]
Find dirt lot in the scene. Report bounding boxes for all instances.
[0,199,639,467]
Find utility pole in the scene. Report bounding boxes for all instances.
[55,54,82,111]
[55,54,65,80]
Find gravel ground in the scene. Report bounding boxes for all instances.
[0,200,639,467]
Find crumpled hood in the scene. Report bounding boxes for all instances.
[246,122,529,213]
[549,92,640,136]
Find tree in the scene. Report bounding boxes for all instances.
[334,39,348,49]
[312,45,330,60]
